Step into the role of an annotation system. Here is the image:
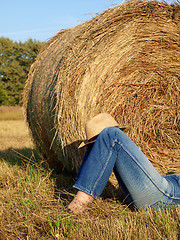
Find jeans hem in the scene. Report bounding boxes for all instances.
[73,184,97,199]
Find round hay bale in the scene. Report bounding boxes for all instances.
[24,0,180,175]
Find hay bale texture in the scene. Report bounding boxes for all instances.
[24,0,180,175]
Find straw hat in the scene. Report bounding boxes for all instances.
[78,113,125,148]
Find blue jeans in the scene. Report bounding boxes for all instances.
[74,127,180,209]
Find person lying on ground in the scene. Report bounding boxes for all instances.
[68,113,180,214]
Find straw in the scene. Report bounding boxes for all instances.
[24,0,180,175]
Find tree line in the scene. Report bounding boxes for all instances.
[0,37,44,106]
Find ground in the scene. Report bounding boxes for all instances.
[0,106,179,239]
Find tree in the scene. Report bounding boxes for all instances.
[0,82,9,105]
[0,37,44,105]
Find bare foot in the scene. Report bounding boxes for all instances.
[68,190,93,214]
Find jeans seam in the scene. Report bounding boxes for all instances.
[116,140,180,200]
[73,184,94,197]
[91,140,117,194]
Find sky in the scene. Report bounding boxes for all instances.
[0,0,124,43]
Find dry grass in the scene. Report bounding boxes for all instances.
[0,106,24,121]
[0,160,179,239]
[24,0,180,174]
[0,106,33,151]
[0,120,33,150]
[0,108,179,239]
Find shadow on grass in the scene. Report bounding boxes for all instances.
[0,147,38,166]
[0,147,74,182]
[0,147,126,204]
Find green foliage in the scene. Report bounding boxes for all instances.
[47,214,77,237]
[0,81,9,105]
[0,37,44,106]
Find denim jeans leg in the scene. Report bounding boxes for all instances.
[74,127,180,209]
[74,128,119,198]
[109,128,180,208]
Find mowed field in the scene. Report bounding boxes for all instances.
[0,106,179,239]
[0,106,33,150]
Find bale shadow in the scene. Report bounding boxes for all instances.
[0,145,126,206]
[0,147,38,167]
[61,140,126,203]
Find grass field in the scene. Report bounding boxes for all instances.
[0,106,179,239]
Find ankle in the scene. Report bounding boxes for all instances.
[76,190,94,203]
[68,191,93,214]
